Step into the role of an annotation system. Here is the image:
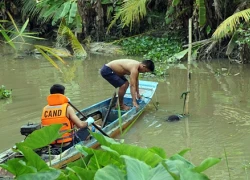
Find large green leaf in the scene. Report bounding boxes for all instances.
[196,0,206,27]
[169,154,195,169]
[67,166,96,180]
[168,48,189,62]
[178,148,191,157]
[16,124,63,150]
[95,165,125,180]
[69,1,77,24]
[41,4,59,18]
[17,170,61,180]
[52,5,65,25]
[193,157,221,173]
[165,159,209,180]
[78,145,123,170]
[91,132,163,167]
[122,155,151,179]
[16,144,50,171]
[60,1,71,19]
[148,147,167,159]
[123,155,174,180]
[0,159,35,176]
[148,163,174,180]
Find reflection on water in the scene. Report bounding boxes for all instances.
[1,47,250,179]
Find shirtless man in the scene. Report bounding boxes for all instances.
[100,59,155,110]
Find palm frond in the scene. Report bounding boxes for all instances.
[107,0,147,32]
[212,8,250,40]
[7,12,25,42]
[34,45,67,70]
[58,20,87,58]
[21,0,40,19]
[0,24,16,49]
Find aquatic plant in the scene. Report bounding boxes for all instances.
[0,85,12,99]
[0,124,221,179]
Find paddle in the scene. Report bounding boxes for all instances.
[68,102,109,137]
[102,91,117,128]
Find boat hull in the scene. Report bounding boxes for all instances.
[0,80,158,169]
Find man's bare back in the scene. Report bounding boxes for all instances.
[106,59,140,76]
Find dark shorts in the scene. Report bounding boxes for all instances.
[100,64,128,88]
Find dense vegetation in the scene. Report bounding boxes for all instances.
[1,0,250,64]
[0,124,221,179]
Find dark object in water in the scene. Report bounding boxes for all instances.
[167,114,183,122]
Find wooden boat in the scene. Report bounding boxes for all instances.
[0,80,158,170]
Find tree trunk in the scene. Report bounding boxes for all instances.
[93,0,104,41]
[77,0,91,38]
[240,44,250,64]
[77,0,104,41]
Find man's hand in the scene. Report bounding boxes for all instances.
[86,117,95,126]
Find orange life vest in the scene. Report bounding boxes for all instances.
[41,94,74,144]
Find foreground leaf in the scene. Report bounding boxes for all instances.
[95,165,125,180]
[17,124,63,149]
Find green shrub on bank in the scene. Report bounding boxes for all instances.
[119,35,184,63]
[0,85,12,99]
[118,35,185,77]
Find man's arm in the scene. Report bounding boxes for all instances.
[130,68,139,107]
[135,76,141,99]
[67,106,94,128]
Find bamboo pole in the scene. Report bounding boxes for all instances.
[184,18,192,115]
[184,18,192,161]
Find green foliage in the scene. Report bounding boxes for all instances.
[0,12,43,49]
[235,24,250,47]
[0,125,63,179]
[0,85,12,99]
[16,124,63,150]
[108,0,147,32]
[196,0,206,27]
[75,132,221,179]
[22,0,80,28]
[58,19,87,58]
[0,124,221,179]
[0,12,85,70]
[119,36,183,62]
[118,35,184,76]
[213,8,250,40]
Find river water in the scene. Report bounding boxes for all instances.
[1,47,250,179]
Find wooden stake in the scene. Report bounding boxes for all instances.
[184,18,192,115]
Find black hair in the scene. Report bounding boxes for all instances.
[142,60,155,72]
[50,84,65,94]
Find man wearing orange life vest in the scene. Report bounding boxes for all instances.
[41,84,94,152]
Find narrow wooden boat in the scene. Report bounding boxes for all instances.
[0,80,158,170]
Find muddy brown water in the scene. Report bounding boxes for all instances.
[1,49,250,179]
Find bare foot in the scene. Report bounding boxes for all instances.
[119,104,131,111]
